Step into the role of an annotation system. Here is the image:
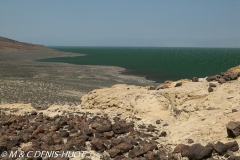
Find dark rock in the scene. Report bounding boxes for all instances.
[94,132,104,138]
[186,139,194,144]
[173,144,185,153]
[114,155,129,160]
[83,127,94,136]
[163,123,168,127]
[209,83,217,87]
[175,82,182,87]
[207,107,215,110]
[221,72,238,81]
[224,75,232,81]
[225,141,239,152]
[214,141,228,155]
[41,136,54,145]
[59,130,69,138]
[91,122,99,129]
[54,145,62,151]
[156,120,161,124]
[6,139,20,150]
[225,150,234,158]
[103,131,114,139]
[113,142,133,153]
[214,74,222,80]
[142,142,158,153]
[91,138,106,152]
[226,121,240,138]
[168,153,179,160]
[112,121,134,134]
[208,87,214,92]
[157,148,168,160]
[30,111,37,115]
[52,136,63,145]
[110,138,122,148]
[145,151,161,160]
[128,147,145,158]
[128,142,157,158]
[32,125,44,135]
[147,86,155,90]
[41,143,50,151]
[113,116,120,122]
[228,156,240,160]
[156,85,169,90]
[159,131,167,137]
[218,78,226,84]
[186,143,213,160]
[147,124,156,132]
[206,76,215,82]
[138,124,146,129]
[51,124,61,131]
[109,148,121,158]
[63,143,74,150]
[232,109,238,113]
[96,124,112,133]
[192,77,199,82]
[181,145,190,157]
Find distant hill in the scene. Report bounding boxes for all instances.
[0,36,79,61]
[0,36,45,50]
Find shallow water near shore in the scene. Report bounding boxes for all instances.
[40,47,240,83]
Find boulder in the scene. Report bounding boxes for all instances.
[225,141,239,152]
[108,148,121,158]
[218,78,226,84]
[209,83,217,87]
[173,144,186,153]
[91,138,107,152]
[112,121,134,134]
[175,82,182,87]
[226,121,240,138]
[213,141,228,155]
[192,77,199,82]
[96,124,112,133]
[113,142,133,153]
[186,143,213,160]
[208,87,214,92]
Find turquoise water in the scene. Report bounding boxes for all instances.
[39,47,240,83]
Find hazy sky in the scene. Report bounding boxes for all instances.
[0,1,240,47]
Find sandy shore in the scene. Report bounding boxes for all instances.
[0,38,157,109]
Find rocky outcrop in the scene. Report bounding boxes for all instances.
[80,68,240,159]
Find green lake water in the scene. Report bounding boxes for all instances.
[39,47,240,83]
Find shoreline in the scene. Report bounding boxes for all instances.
[0,40,157,108]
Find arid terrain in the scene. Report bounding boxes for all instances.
[0,37,240,160]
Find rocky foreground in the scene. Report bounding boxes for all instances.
[1,66,240,160]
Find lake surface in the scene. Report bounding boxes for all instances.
[39,47,240,83]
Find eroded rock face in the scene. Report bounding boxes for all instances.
[81,84,170,116]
